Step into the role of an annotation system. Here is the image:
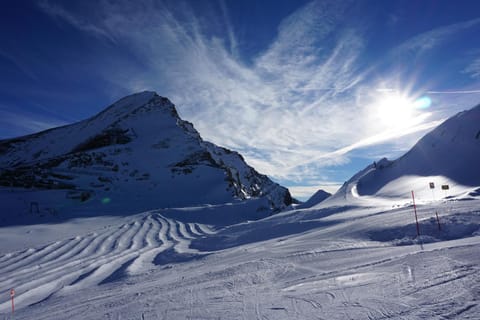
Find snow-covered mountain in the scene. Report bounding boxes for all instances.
[326,103,480,206]
[0,92,291,222]
[296,189,331,209]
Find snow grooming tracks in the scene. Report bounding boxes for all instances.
[0,212,215,311]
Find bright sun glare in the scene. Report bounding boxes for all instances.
[376,94,431,129]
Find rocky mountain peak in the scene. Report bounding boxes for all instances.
[0,92,292,223]
[96,91,179,122]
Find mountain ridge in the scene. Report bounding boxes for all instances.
[0,92,292,224]
[318,103,480,207]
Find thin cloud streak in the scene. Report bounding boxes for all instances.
[464,58,480,78]
[0,109,67,139]
[285,119,443,171]
[38,0,117,43]
[428,90,480,94]
[394,17,480,56]
[0,50,38,81]
[218,0,238,57]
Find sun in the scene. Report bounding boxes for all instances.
[376,93,416,129]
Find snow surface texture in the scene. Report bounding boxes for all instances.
[0,98,479,319]
[0,92,291,225]
[0,199,479,319]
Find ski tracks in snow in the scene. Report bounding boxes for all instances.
[0,212,214,311]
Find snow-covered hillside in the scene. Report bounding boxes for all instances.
[0,92,291,224]
[324,103,480,208]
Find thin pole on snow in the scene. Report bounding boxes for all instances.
[10,288,15,315]
[435,211,441,231]
[411,191,420,237]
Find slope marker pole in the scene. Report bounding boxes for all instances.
[411,191,420,237]
[435,211,441,231]
[10,288,15,315]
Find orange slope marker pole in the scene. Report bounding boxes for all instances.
[10,288,15,315]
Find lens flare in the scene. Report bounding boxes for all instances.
[413,96,432,109]
[101,197,111,204]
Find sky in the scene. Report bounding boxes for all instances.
[1,0,480,200]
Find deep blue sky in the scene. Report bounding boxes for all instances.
[1,0,480,199]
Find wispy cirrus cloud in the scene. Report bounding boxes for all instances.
[464,58,480,79]
[37,0,480,197]
[0,108,67,139]
[38,1,367,174]
[394,17,480,56]
[38,1,117,43]
[0,50,38,81]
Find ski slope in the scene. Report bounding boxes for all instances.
[0,197,478,319]
[0,210,216,313]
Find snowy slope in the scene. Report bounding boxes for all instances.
[324,103,480,207]
[0,197,478,319]
[0,92,291,224]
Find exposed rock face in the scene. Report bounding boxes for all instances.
[0,91,292,217]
